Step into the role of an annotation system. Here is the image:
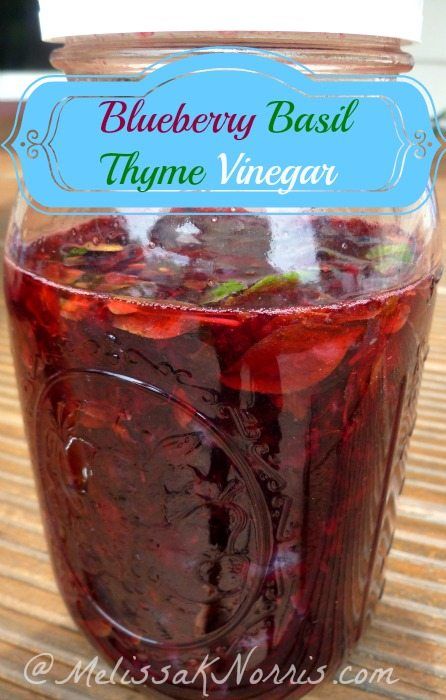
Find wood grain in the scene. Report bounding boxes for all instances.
[0,155,445,698]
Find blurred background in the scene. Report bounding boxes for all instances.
[411,0,446,124]
[0,0,51,140]
[1,0,51,70]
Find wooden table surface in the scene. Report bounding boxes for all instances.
[0,156,445,699]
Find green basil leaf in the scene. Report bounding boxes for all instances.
[236,272,300,298]
[366,243,412,262]
[203,272,302,305]
[202,280,247,304]
[65,246,88,257]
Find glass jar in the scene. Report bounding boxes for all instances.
[4,28,442,700]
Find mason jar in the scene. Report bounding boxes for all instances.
[4,2,442,697]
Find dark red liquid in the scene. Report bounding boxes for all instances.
[4,215,439,698]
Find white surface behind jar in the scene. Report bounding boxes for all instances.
[411,0,446,115]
